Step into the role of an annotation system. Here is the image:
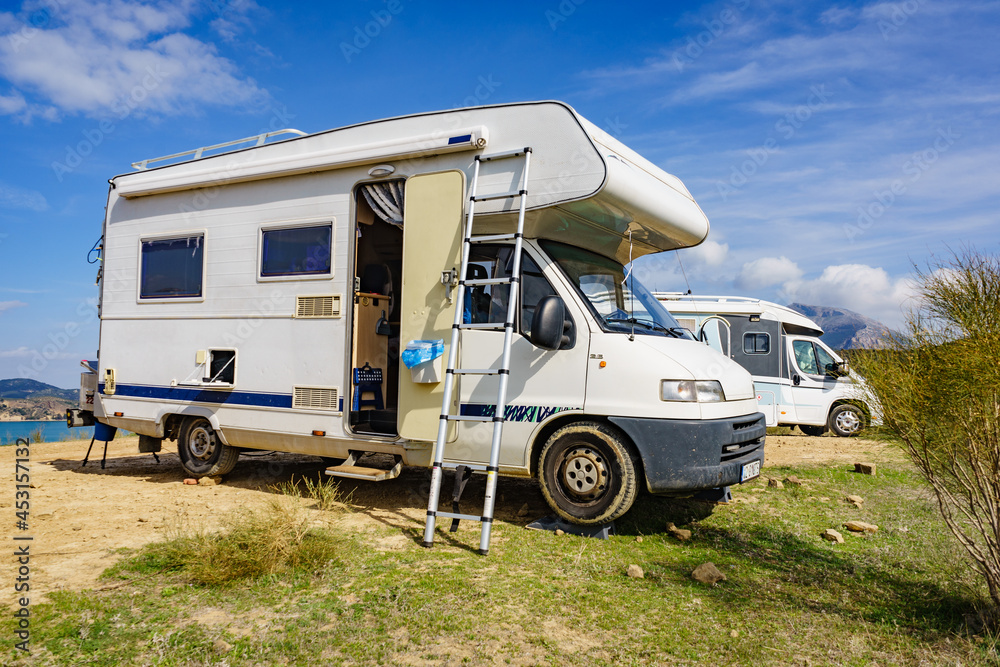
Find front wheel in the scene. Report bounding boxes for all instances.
[177,417,240,476]
[828,404,867,437]
[538,421,640,525]
[799,424,827,437]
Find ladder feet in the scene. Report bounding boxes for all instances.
[422,541,434,549]
[478,549,489,556]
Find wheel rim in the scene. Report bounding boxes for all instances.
[558,446,608,502]
[187,425,216,461]
[836,409,861,434]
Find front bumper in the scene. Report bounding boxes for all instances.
[609,412,766,494]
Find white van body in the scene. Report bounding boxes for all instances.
[655,294,878,437]
[74,102,766,523]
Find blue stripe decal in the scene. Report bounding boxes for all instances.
[460,404,576,423]
[448,134,472,145]
[100,383,293,408]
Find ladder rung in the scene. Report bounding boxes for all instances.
[435,511,483,523]
[446,415,495,422]
[452,368,501,375]
[477,147,531,162]
[469,233,517,244]
[463,277,513,287]
[458,322,507,331]
[473,189,525,202]
[441,462,489,471]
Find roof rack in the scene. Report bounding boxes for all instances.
[653,293,763,305]
[131,128,308,171]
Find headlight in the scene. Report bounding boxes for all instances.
[660,380,726,403]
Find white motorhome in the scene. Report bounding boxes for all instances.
[655,294,876,437]
[70,101,765,525]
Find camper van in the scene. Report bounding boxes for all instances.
[69,101,765,526]
[655,294,877,437]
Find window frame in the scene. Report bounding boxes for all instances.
[743,331,771,355]
[256,219,335,283]
[136,231,207,303]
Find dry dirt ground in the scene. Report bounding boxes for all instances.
[0,432,903,606]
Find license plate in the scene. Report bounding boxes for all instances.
[741,460,761,482]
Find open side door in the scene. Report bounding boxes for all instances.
[398,170,465,442]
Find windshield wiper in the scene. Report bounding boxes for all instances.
[605,316,685,337]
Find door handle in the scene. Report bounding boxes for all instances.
[792,374,800,386]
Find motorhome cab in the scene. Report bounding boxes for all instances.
[656,294,877,437]
[70,102,765,525]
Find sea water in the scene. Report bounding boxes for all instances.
[0,420,94,445]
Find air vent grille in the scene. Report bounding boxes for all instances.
[293,386,340,411]
[295,294,341,318]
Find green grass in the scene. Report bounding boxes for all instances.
[5,461,999,665]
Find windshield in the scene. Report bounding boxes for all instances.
[540,241,693,339]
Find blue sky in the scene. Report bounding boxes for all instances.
[0,0,997,387]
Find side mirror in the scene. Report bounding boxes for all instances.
[530,295,572,351]
[836,361,850,376]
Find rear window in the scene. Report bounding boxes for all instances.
[140,235,204,299]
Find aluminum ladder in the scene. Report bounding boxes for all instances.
[422,147,533,556]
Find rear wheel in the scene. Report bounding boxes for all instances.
[538,421,640,525]
[799,424,827,437]
[177,417,240,476]
[828,404,867,437]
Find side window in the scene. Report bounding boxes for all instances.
[462,246,558,337]
[261,224,332,277]
[792,339,819,375]
[743,332,770,354]
[140,235,204,299]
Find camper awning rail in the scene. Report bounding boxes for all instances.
[131,129,309,171]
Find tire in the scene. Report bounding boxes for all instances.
[828,404,867,438]
[799,424,827,437]
[177,417,240,477]
[538,421,640,525]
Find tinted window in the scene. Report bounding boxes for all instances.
[261,225,332,277]
[744,332,770,354]
[140,235,203,299]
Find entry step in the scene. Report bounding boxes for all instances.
[325,453,402,481]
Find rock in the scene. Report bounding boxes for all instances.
[783,475,805,486]
[767,478,784,489]
[199,476,220,486]
[635,536,643,543]
[821,529,844,543]
[183,478,198,485]
[666,522,692,541]
[554,529,565,537]
[691,562,727,584]
[844,520,878,533]
[213,639,232,654]
[626,564,644,579]
[845,495,864,507]
[137,517,147,523]
[516,503,530,518]
[854,463,877,476]
[730,629,739,638]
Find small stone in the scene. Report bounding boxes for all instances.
[844,520,878,533]
[783,475,805,486]
[554,529,565,537]
[730,629,739,638]
[666,522,692,541]
[213,639,232,654]
[137,517,147,523]
[626,564,644,579]
[846,495,864,507]
[854,463,877,476]
[635,536,643,543]
[516,503,530,518]
[183,478,198,485]
[821,529,845,543]
[198,476,219,486]
[71,525,82,531]
[691,562,727,584]
[767,478,784,489]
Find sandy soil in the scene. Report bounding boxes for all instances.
[0,432,903,605]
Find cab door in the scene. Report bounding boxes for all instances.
[397,170,464,442]
[787,337,839,424]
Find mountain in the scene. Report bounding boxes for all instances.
[787,304,892,350]
[0,378,77,401]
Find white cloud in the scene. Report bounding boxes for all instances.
[0,300,27,314]
[780,263,916,326]
[736,256,803,289]
[0,182,47,210]
[0,0,267,121]
[685,240,729,268]
[0,345,31,357]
